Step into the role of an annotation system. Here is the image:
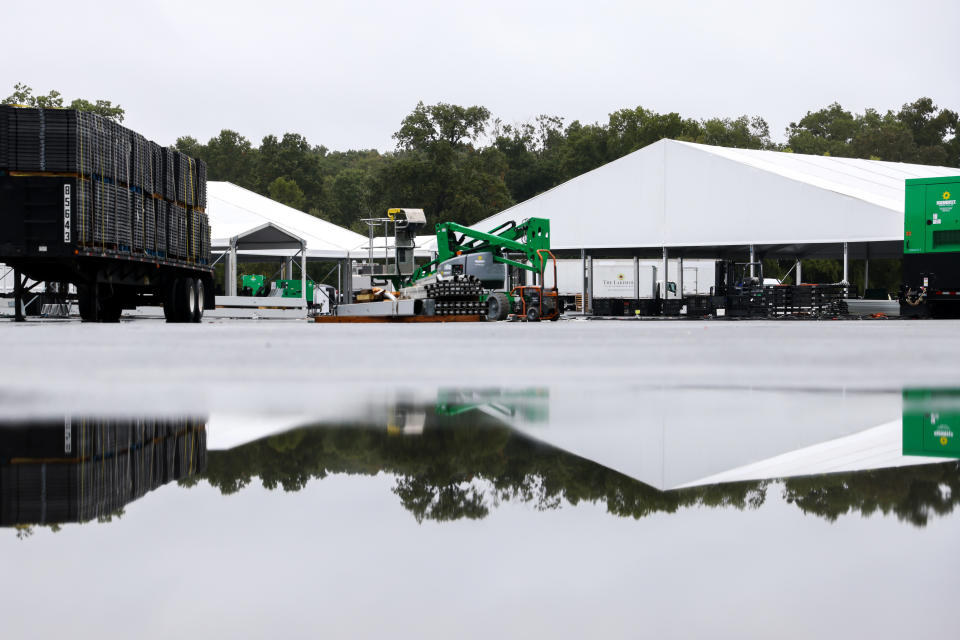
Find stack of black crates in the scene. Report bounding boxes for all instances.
[0,105,209,264]
[726,284,851,318]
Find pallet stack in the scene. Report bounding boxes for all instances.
[425,277,485,315]
[726,284,852,318]
[0,105,210,263]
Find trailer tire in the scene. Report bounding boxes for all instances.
[100,295,122,323]
[179,278,197,323]
[192,278,205,323]
[78,286,96,322]
[163,280,179,322]
[526,305,541,322]
[486,292,510,321]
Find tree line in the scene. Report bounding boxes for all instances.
[5,84,958,291]
[196,414,960,527]
[6,84,957,233]
[172,97,958,233]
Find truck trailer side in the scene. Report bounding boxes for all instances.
[0,106,213,322]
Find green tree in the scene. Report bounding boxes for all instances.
[787,99,957,167]
[896,97,958,166]
[786,102,858,156]
[268,176,306,210]
[606,107,701,157]
[2,83,124,121]
[696,115,773,149]
[204,130,259,188]
[848,108,917,163]
[327,167,373,228]
[258,133,324,209]
[383,101,513,225]
[492,115,565,203]
[66,98,125,122]
[394,101,492,151]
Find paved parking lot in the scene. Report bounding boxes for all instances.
[1,317,958,417]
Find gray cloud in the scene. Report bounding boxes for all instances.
[3,0,957,150]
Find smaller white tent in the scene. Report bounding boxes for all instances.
[208,182,367,258]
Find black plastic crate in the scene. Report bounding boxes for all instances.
[155,200,168,256]
[591,298,612,315]
[131,191,144,250]
[161,147,175,200]
[686,295,713,316]
[92,178,113,246]
[143,197,156,252]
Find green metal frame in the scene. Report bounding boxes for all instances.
[407,217,552,286]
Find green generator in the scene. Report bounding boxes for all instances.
[901,176,960,316]
[239,274,314,302]
[240,274,267,297]
[276,278,314,301]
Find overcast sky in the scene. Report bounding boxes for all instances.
[4,0,958,151]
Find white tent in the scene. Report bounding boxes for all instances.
[466,139,960,259]
[208,181,367,258]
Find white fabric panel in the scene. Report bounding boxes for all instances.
[663,142,905,246]
[208,182,368,258]
[513,387,905,490]
[471,142,665,249]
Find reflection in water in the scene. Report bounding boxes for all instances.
[198,388,959,527]
[0,418,206,537]
[5,388,960,533]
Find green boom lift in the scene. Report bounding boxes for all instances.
[404,217,561,322]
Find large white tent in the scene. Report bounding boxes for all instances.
[464,139,960,260]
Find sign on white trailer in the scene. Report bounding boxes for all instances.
[555,259,716,298]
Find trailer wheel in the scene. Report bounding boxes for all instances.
[192,278,205,323]
[100,296,122,323]
[163,280,179,322]
[526,305,541,322]
[179,278,197,323]
[78,286,96,322]
[486,292,510,321]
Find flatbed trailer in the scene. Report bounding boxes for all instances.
[0,107,213,322]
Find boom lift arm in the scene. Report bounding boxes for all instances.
[408,217,552,285]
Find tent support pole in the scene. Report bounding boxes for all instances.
[13,269,24,322]
[228,240,238,297]
[301,244,307,311]
[586,254,593,315]
[795,258,802,285]
[864,244,870,292]
[341,258,353,305]
[749,245,755,279]
[633,256,640,300]
[580,249,586,312]
[842,242,849,293]
[662,247,668,299]
[678,256,684,301]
